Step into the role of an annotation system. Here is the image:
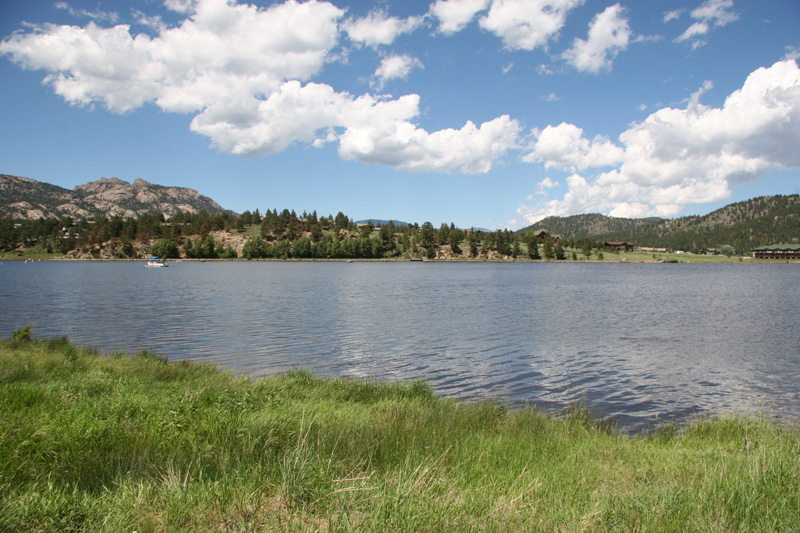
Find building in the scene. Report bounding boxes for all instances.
[603,241,635,252]
[532,229,560,243]
[752,244,800,260]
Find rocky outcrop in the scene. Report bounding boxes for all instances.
[1,174,230,220]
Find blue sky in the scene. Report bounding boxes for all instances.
[1,0,798,229]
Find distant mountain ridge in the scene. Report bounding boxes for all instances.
[355,219,410,227]
[0,174,229,220]
[521,195,800,252]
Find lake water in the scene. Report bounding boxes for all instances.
[1,260,798,431]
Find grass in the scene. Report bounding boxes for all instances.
[1,329,798,531]
[1,249,67,261]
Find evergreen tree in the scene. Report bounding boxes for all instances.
[420,222,435,248]
[542,239,554,260]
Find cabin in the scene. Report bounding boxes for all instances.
[603,241,634,252]
[532,229,560,243]
[753,244,800,260]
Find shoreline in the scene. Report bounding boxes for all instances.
[2,331,798,530]
[3,254,795,264]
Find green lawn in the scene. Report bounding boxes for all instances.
[1,328,798,531]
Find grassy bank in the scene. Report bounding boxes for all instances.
[2,329,798,531]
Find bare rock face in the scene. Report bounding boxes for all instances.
[1,174,230,220]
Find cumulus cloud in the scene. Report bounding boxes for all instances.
[339,114,521,173]
[342,9,424,48]
[1,0,343,113]
[0,0,519,174]
[479,0,584,51]
[372,54,424,89]
[524,122,624,171]
[563,4,631,73]
[429,0,490,34]
[676,0,738,47]
[518,60,800,223]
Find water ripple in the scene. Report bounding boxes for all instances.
[1,261,799,431]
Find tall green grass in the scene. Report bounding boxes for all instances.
[1,331,798,531]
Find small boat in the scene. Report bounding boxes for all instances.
[146,256,168,267]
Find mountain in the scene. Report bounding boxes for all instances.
[519,213,662,239]
[355,219,410,227]
[0,174,229,220]
[519,195,800,252]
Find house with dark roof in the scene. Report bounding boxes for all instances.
[603,241,634,252]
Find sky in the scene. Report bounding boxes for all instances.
[1,0,799,229]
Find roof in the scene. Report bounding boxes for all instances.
[753,244,800,251]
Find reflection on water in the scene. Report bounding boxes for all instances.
[1,260,799,430]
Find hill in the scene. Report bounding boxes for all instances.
[520,195,800,253]
[519,213,662,239]
[0,174,229,220]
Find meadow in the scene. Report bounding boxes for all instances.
[1,327,798,531]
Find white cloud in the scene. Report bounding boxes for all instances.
[342,9,424,48]
[784,45,800,61]
[563,4,631,73]
[429,0,490,35]
[690,0,738,26]
[0,0,520,174]
[132,11,168,33]
[676,0,738,46]
[339,114,521,173]
[55,1,120,24]
[524,122,624,171]
[372,54,424,89]
[479,0,584,51]
[1,0,343,113]
[518,60,800,223]
[189,80,354,156]
[663,9,684,23]
[164,0,197,14]
[527,176,559,199]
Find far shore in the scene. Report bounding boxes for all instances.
[3,250,795,264]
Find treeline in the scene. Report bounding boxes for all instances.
[0,211,240,257]
[0,208,609,260]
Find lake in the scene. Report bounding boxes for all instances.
[1,260,798,430]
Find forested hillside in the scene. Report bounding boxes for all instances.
[522,195,800,253]
[0,208,523,261]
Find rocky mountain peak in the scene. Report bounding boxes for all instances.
[1,174,231,220]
